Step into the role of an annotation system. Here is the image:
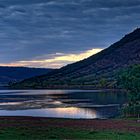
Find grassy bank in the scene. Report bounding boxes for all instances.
[0,127,139,140]
[0,117,139,140]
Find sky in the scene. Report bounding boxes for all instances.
[0,0,140,68]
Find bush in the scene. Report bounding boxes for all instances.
[118,65,140,117]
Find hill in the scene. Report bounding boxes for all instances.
[12,28,140,89]
[0,67,52,85]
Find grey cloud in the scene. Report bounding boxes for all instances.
[0,0,139,67]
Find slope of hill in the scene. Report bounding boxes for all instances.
[12,28,140,89]
[0,67,52,85]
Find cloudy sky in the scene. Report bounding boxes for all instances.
[0,0,140,68]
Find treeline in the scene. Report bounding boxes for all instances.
[118,64,140,117]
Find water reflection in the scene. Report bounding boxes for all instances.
[0,107,97,119]
[0,90,127,119]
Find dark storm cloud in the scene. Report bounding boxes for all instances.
[0,0,140,67]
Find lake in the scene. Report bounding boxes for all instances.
[0,90,127,119]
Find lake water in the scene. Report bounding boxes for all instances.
[0,90,127,119]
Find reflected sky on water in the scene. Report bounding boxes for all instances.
[0,90,127,119]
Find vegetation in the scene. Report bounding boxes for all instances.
[118,65,140,117]
[0,127,139,140]
[0,117,139,140]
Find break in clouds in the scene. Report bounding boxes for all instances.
[0,0,140,68]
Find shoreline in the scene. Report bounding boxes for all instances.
[3,86,126,92]
[0,116,139,133]
[0,116,139,139]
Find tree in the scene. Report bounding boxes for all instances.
[99,78,107,88]
[118,65,140,117]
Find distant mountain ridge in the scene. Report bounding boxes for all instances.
[0,66,53,85]
[12,28,140,89]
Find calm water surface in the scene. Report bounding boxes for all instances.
[0,90,127,119]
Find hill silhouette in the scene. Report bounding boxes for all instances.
[12,28,140,89]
